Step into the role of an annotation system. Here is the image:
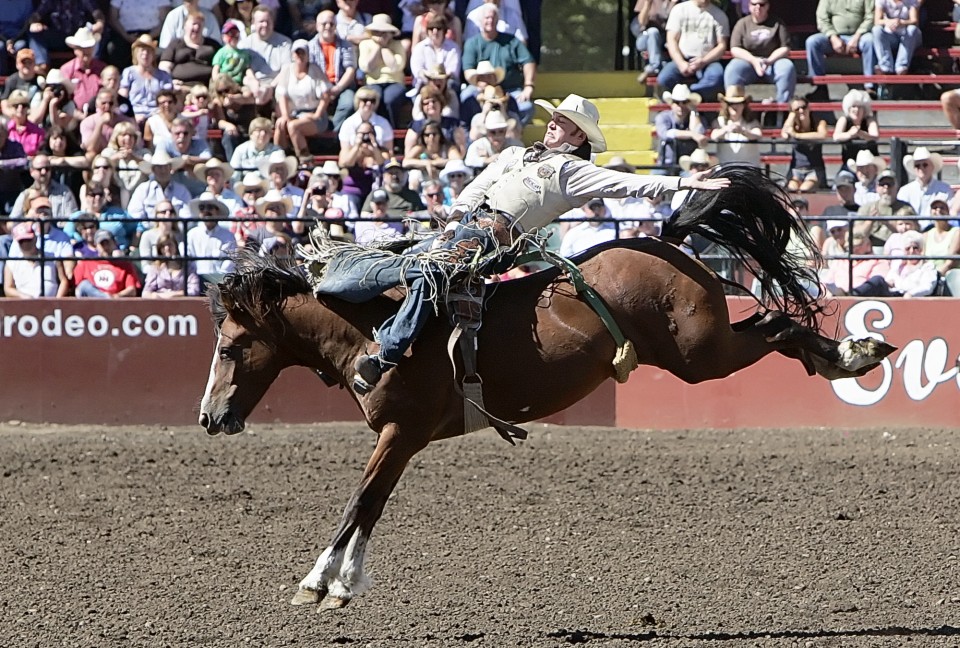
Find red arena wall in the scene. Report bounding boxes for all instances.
[0,297,956,430]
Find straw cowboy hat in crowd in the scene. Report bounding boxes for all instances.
[189,192,230,219]
[236,171,268,194]
[603,156,636,173]
[846,150,887,174]
[903,147,944,175]
[365,14,400,35]
[131,34,160,56]
[479,84,508,105]
[482,110,509,132]
[193,158,235,182]
[315,160,346,177]
[65,27,99,49]
[139,149,185,174]
[534,93,608,153]
[423,63,450,81]
[255,189,294,216]
[662,84,702,108]
[718,85,751,104]
[679,148,718,171]
[464,60,506,85]
[258,150,298,179]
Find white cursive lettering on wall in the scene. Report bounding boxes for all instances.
[831,300,959,405]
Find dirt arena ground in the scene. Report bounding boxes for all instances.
[1,422,958,647]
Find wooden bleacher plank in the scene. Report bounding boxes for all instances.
[811,74,960,85]
[649,100,946,113]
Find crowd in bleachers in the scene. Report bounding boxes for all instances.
[0,0,540,298]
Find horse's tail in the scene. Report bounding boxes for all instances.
[661,164,823,331]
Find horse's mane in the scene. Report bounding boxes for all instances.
[207,248,313,328]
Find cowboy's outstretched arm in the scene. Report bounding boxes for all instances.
[561,162,729,202]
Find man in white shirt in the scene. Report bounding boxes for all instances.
[655,0,729,102]
[559,199,617,257]
[897,147,953,230]
[240,5,291,100]
[186,193,237,280]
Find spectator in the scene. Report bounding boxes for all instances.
[439,159,472,205]
[657,0,729,103]
[883,211,920,256]
[467,84,521,141]
[412,1,463,51]
[339,87,394,150]
[144,89,181,150]
[307,10,357,132]
[212,19,251,85]
[355,188,402,244]
[193,158,243,215]
[239,4,292,100]
[297,173,349,240]
[6,91,44,156]
[230,172,267,244]
[709,86,762,167]
[0,122,28,213]
[898,147,953,229]
[833,89,879,164]
[334,0,370,46]
[101,121,150,205]
[671,147,717,210]
[357,14,408,128]
[41,126,87,200]
[159,0,221,49]
[79,158,124,211]
[412,65,462,120]
[34,70,79,134]
[822,170,860,217]
[724,0,795,104]
[274,39,331,160]
[846,149,885,208]
[464,110,522,173]
[3,222,70,298]
[464,0,527,43]
[245,189,295,249]
[186,192,237,281]
[655,84,708,169]
[781,95,828,194]
[106,0,171,70]
[66,182,135,253]
[559,198,617,257]
[821,231,890,296]
[315,160,359,222]
[872,0,920,84]
[403,119,464,189]
[85,66,136,121]
[29,1,105,71]
[885,229,938,297]
[74,229,142,298]
[806,0,876,98]
[211,75,257,163]
[940,87,960,135]
[419,178,449,226]
[73,216,101,257]
[128,149,193,226]
[138,200,183,271]
[461,5,537,125]
[632,0,678,84]
[225,0,255,37]
[925,200,960,273]
[411,18,462,93]
[120,35,175,123]
[158,118,213,181]
[80,88,135,156]
[61,27,108,110]
[182,84,212,142]
[856,169,910,245]
[229,117,283,182]
[257,150,304,216]
[360,158,424,219]
[143,233,200,297]
[10,156,79,221]
[406,85,467,156]
[1,48,41,119]
[159,11,219,88]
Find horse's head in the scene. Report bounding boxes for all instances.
[199,252,314,435]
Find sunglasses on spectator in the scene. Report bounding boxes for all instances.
[914,161,931,168]
[423,131,441,137]
[245,189,264,196]
[200,205,219,213]
[94,164,111,170]
[878,180,895,187]
[156,207,175,214]
[446,173,466,179]
[426,192,442,199]
[79,223,98,230]
[905,244,922,251]
[487,128,506,135]
[360,98,376,104]
[33,165,50,172]
[88,190,105,197]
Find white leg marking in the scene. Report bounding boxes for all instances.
[328,528,371,599]
[299,545,343,592]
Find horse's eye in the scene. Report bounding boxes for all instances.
[219,347,234,361]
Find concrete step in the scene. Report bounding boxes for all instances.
[535,71,648,99]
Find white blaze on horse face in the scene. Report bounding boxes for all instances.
[199,333,224,421]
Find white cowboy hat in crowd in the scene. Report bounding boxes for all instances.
[255,189,294,216]
[314,160,346,177]
[846,150,887,174]
[365,14,400,35]
[257,150,298,180]
[902,147,944,175]
[662,84,702,108]
[189,192,230,219]
[841,89,873,117]
[603,155,636,174]
[440,159,471,182]
[679,148,718,171]
[139,149,185,174]
[65,27,99,49]
[534,93,607,153]
[464,60,506,85]
[482,110,509,132]
[193,158,235,182]
[43,68,74,93]
[236,171,268,194]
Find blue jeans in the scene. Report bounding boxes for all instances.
[872,25,920,74]
[332,88,356,132]
[633,23,664,74]
[75,279,111,298]
[657,61,725,102]
[367,82,408,128]
[723,58,797,104]
[805,32,876,87]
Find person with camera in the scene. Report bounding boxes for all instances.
[337,118,390,210]
[297,174,350,241]
[33,70,79,133]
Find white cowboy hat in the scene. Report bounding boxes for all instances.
[42,69,74,93]
[678,148,718,171]
[440,159,471,181]
[482,110,509,132]
[315,160,346,177]
[189,192,230,219]
[255,189,294,216]
[534,93,607,153]
[365,13,400,35]
[193,158,235,182]
[846,150,887,174]
[903,147,944,175]
[464,60,506,85]
[139,149,185,174]
[662,84,702,108]
[236,171,268,194]
[257,150,298,180]
[65,26,99,49]
[603,155,636,173]
[841,89,873,116]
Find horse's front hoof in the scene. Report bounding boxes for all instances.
[318,594,351,610]
[290,588,321,606]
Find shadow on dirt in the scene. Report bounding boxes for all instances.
[545,624,960,643]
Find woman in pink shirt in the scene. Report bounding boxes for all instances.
[6,91,45,156]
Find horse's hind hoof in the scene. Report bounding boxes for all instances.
[290,587,321,606]
[838,338,897,372]
[318,595,351,611]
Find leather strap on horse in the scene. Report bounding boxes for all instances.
[516,249,639,383]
